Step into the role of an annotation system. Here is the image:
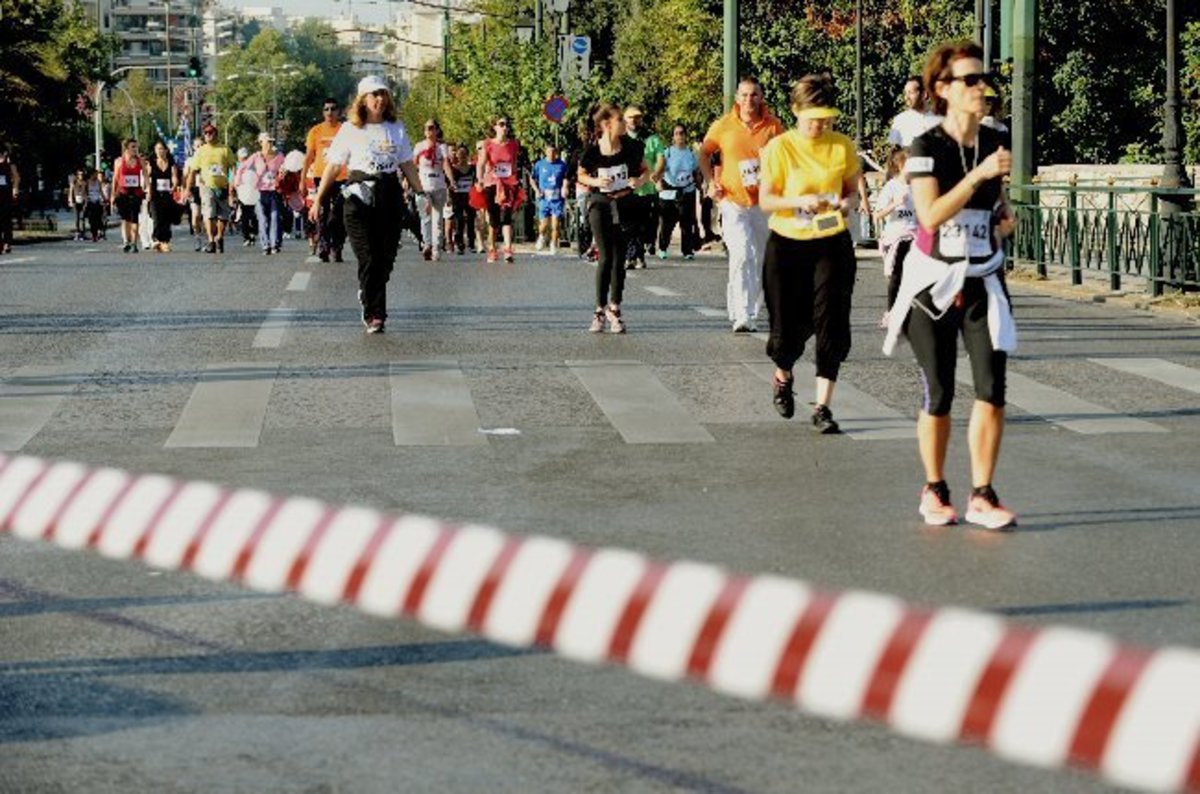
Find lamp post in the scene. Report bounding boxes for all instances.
[722,0,737,110]
[1161,0,1192,198]
[93,65,138,171]
[854,0,863,150]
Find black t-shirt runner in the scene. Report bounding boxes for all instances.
[906,124,1004,264]
[579,135,644,199]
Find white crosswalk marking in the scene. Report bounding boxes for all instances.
[1090,358,1200,395]
[742,362,913,440]
[287,272,311,292]
[390,360,487,446]
[253,307,295,349]
[692,306,726,318]
[644,286,681,297]
[165,363,279,448]
[956,362,1167,435]
[568,360,714,444]
[0,366,77,451]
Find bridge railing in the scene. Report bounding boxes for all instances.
[1007,180,1200,295]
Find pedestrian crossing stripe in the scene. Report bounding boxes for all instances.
[0,358,1193,450]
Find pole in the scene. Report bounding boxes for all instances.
[999,0,1012,64]
[1011,0,1035,202]
[1162,0,1192,196]
[974,0,986,49]
[94,80,105,171]
[534,0,542,42]
[982,0,994,70]
[165,0,173,132]
[854,0,863,150]
[722,0,737,109]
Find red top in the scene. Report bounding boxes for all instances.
[113,155,144,197]
[482,139,520,187]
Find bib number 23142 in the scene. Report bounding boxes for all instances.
[939,209,992,259]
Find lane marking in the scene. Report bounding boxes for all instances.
[286,272,311,292]
[1090,358,1200,395]
[389,360,487,446]
[5,256,37,264]
[743,362,912,440]
[692,306,726,318]
[568,360,714,444]
[252,307,295,349]
[644,285,681,297]
[957,363,1167,435]
[164,363,279,448]
[0,366,78,452]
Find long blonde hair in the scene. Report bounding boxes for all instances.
[347,90,398,127]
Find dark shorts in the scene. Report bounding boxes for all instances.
[115,193,142,223]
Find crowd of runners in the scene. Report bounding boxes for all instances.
[8,37,1017,530]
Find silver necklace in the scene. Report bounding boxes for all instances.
[958,138,979,178]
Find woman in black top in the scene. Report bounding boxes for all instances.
[146,139,179,252]
[576,103,648,333]
[883,40,1017,530]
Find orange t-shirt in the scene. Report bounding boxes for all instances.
[305,120,347,182]
[700,105,785,208]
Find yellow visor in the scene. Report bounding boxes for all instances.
[797,107,840,120]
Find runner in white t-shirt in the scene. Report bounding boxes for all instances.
[412,119,454,261]
[887,76,943,149]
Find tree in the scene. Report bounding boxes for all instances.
[0,0,115,187]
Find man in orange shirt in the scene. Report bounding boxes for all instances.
[303,97,347,262]
[699,77,785,333]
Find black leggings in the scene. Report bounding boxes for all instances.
[150,194,174,243]
[657,191,698,255]
[762,230,856,379]
[905,281,1007,416]
[484,185,515,229]
[451,191,475,251]
[886,237,912,310]
[343,182,402,321]
[0,202,12,247]
[85,201,104,238]
[589,194,627,307]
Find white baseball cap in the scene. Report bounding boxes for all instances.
[357,75,389,96]
[257,132,273,143]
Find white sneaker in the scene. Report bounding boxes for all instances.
[535,236,545,251]
[549,242,558,256]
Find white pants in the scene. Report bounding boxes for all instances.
[720,200,769,326]
[418,188,448,250]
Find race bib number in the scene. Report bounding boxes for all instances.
[493,162,513,179]
[674,172,694,187]
[0,176,7,186]
[456,176,473,192]
[421,165,445,189]
[155,178,171,192]
[209,165,223,177]
[123,175,140,188]
[262,174,276,190]
[598,164,629,193]
[739,158,760,188]
[659,189,677,201]
[939,209,993,258]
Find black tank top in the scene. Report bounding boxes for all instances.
[148,159,174,195]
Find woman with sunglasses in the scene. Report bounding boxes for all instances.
[477,116,522,263]
[883,41,1017,530]
[577,103,649,333]
[413,119,454,261]
[757,73,860,434]
[310,76,424,334]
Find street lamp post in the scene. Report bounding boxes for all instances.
[93,65,138,171]
[854,0,863,150]
[1161,0,1192,198]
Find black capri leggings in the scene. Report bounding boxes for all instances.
[762,230,856,379]
[484,185,515,228]
[904,280,1007,416]
[589,194,627,307]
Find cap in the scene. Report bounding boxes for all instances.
[797,107,840,120]
[257,132,274,143]
[237,147,249,158]
[356,75,389,96]
[624,105,644,118]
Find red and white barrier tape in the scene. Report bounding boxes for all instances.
[0,453,1197,792]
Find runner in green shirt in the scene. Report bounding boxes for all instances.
[623,106,666,268]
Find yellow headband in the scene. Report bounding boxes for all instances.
[796,107,840,120]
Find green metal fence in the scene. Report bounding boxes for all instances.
[1007,181,1200,295]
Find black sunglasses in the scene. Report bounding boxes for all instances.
[946,72,993,88]
[323,105,338,112]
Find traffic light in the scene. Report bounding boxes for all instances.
[186,56,203,79]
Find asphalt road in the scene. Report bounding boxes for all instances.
[1,229,1198,793]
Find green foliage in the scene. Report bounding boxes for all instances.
[0,0,115,174]
[209,23,356,152]
[1184,20,1200,165]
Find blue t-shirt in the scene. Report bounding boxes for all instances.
[533,158,568,196]
[663,147,698,192]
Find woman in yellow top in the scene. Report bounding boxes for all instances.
[758,74,860,433]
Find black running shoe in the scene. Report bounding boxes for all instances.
[773,377,795,419]
[811,404,840,434]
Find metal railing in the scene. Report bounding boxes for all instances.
[1007,180,1200,295]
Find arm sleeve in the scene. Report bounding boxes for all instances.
[325,126,353,167]
[904,134,936,181]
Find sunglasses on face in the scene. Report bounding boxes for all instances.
[947,72,993,88]
[323,106,337,112]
